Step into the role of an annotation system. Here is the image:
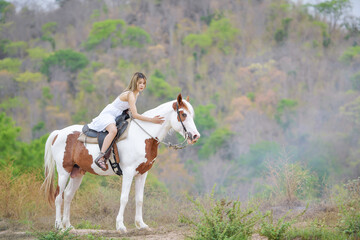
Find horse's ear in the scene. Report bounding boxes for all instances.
[186,96,189,102]
[177,93,183,104]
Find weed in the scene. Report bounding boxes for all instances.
[32,228,78,240]
[75,220,101,230]
[259,204,307,240]
[259,210,294,240]
[265,148,316,203]
[180,189,262,240]
[287,219,347,240]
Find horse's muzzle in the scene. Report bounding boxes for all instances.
[187,133,200,144]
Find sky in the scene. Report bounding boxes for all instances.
[7,0,360,17]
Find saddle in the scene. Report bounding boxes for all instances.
[78,110,131,176]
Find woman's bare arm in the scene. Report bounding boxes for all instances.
[128,92,164,124]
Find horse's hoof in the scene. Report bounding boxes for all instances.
[55,221,63,230]
[65,225,74,230]
[117,227,127,234]
[142,227,152,231]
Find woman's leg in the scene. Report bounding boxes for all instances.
[95,123,117,170]
[102,123,117,153]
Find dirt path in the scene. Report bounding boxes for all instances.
[0,227,188,240]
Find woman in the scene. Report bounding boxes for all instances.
[88,72,164,170]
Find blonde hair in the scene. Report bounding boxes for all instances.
[124,72,147,92]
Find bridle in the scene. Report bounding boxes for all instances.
[130,102,190,150]
[176,102,191,141]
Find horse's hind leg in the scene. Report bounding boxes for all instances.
[55,172,70,229]
[62,175,84,229]
[134,172,150,230]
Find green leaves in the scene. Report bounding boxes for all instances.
[180,192,262,240]
[84,19,125,50]
[198,127,232,159]
[207,18,239,54]
[275,99,298,131]
[40,49,89,79]
[183,34,213,50]
[183,17,239,54]
[83,19,151,50]
[339,46,360,64]
[122,26,151,48]
[0,58,22,73]
[146,70,181,101]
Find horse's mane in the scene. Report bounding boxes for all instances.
[143,99,194,117]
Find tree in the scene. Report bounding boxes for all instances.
[40,49,89,80]
[41,22,57,50]
[83,19,125,50]
[146,70,181,101]
[0,112,20,163]
[274,99,298,132]
[40,49,89,96]
[207,18,239,54]
[309,0,351,34]
[121,26,151,48]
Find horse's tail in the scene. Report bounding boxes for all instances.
[42,130,59,206]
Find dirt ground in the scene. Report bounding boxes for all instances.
[0,227,268,240]
[0,227,189,240]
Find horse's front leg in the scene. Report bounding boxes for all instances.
[134,172,150,230]
[116,171,134,233]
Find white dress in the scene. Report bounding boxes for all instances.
[88,96,130,132]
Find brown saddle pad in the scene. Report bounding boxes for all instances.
[77,119,131,144]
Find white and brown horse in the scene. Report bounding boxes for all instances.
[42,94,200,232]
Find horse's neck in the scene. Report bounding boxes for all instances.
[136,102,173,141]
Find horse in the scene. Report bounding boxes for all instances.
[42,94,200,232]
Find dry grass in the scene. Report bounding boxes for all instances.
[0,164,52,229]
[0,165,194,232]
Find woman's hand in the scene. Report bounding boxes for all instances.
[152,115,164,124]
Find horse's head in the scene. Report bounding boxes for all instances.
[170,94,200,144]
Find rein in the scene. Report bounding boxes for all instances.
[130,103,189,150]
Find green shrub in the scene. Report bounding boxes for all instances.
[337,178,360,238]
[259,210,295,240]
[180,192,262,240]
[266,150,316,202]
[31,229,77,240]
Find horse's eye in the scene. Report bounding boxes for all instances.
[182,113,187,118]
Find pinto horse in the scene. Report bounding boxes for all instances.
[42,94,200,232]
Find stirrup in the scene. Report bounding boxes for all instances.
[94,152,107,170]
